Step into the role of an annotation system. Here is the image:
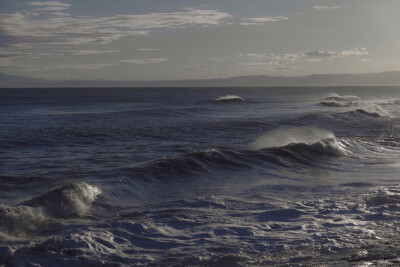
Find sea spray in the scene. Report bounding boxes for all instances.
[0,183,101,236]
[249,126,347,156]
[214,95,245,103]
[324,93,361,102]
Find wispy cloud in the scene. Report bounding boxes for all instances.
[304,48,368,58]
[136,48,164,51]
[241,16,288,25]
[25,63,117,72]
[236,53,300,71]
[0,49,120,68]
[27,1,71,7]
[235,48,368,70]
[0,49,119,59]
[120,58,168,64]
[237,61,298,71]
[236,53,301,62]
[238,48,368,61]
[31,6,70,12]
[312,6,341,10]
[0,58,12,67]
[0,8,231,48]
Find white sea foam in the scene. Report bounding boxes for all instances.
[249,127,347,156]
[21,182,101,218]
[0,183,100,236]
[250,126,333,149]
[324,93,361,101]
[345,105,391,118]
[0,205,47,235]
[214,95,245,103]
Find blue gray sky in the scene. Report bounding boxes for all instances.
[1,0,399,80]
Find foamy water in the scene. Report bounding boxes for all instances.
[1,87,400,265]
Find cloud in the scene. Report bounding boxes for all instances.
[241,16,288,25]
[0,49,119,59]
[238,48,368,61]
[0,8,231,49]
[236,53,302,71]
[0,49,120,68]
[235,48,369,71]
[312,6,341,10]
[0,58,12,67]
[136,48,164,51]
[236,53,301,62]
[32,7,70,12]
[28,1,71,7]
[237,61,298,71]
[120,58,168,64]
[24,57,168,72]
[25,63,117,72]
[304,48,368,58]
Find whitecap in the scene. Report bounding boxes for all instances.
[214,95,245,103]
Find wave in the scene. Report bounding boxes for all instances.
[365,187,400,207]
[214,95,245,103]
[299,105,391,125]
[324,93,360,102]
[376,99,400,106]
[20,182,101,218]
[341,106,391,118]
[362,186,400,221]
[124,149,252,181]
[319,101,360,107]
[0,183,100,236]
[249,127,347,157]
[120,130,348,184]
[282,138,347,157]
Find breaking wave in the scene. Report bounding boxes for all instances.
[249,127,347,157]
[214,95,245,103]
[324,93,360,102]
[319,101,360,107]
[341,106,391,118]
[375,99,400,106]
[119,128,350,185]
[282,138,347,157]
[0,183,100,236]
[299,105,391,125]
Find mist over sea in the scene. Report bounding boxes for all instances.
[1,87,400,266]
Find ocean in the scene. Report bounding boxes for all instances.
[1,87,400,266]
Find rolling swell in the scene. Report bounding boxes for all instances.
[342,107,390,118]
[319,101,360,107]
[123,149,256,181]
[121,129,349,183]
[324,93,360,102]
[0,183,100,236]
[281,138,347,157]
[298,106,390,125]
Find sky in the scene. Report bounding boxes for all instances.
[0,0,400,81]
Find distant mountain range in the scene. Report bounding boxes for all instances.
[1,71,400,88]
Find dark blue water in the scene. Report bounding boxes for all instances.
[1,87,400,266]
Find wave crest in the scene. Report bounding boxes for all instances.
[214,95,245,103]
[319,101,360,107]
[342,106,391,118]
[250,127,347,156]
[0,183,100,236]
[324,93,360,102]
[283,138,347,157]
[21,182,101,218]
